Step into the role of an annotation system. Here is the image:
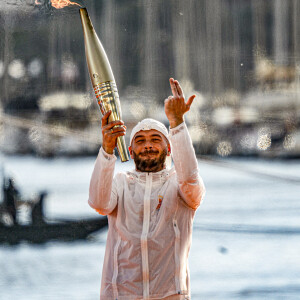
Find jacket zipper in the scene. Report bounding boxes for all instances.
[141,172,152,299]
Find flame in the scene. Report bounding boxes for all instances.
[50,0,81,9]
[35,0,81,8]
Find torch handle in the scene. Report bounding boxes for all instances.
[94,81,129,162]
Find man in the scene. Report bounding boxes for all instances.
[89,78,205,300]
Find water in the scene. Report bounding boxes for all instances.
[0,155,300,299]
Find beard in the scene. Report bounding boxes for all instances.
[132,148,168,172]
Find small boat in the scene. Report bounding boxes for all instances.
[0,177,108,245]
[0,216,108,245]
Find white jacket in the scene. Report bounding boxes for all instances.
[89,122,205,300]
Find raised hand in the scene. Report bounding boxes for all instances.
[101,111,126,154]
[164,78,196,128]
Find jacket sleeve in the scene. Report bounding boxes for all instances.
[169,122,206,210]
[88,147,118,215]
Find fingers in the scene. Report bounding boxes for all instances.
[101,110,124,131]
[102,111,124,127]
[169,78,184,98]
[102,124,126,154]
[164,95,173,107]
[102,120,124,131]
[186,95,196,109]
[114,126,126,136]
[169,78,179,98]
[165,93,195,113]
[174,80,183,97]
[109,125,127,135]
[103,125,126,140]
[101,110,111,127]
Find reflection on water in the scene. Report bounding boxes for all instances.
[0,156,299,299]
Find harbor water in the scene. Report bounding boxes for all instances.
[0,155,300,299]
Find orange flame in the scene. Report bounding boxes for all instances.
[35,0,81,9]
[50,0,81,9]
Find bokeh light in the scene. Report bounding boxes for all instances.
[28,58,43,78]
[283,134,296,150]
[212,107,234,127]
[8,59,26,79]
[39,92,90,111]
[217,140,232,156]
[61,57,79,82]
[257,127,272,150]
[188,124,204,143]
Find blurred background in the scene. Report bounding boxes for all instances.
[0,0,300,157]
[0,0,300,299]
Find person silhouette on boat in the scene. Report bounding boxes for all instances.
[31,191,47,225]
[3,177,20,225]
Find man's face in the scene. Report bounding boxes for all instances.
[129,129,170,173]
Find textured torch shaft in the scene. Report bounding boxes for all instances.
[80,8,129,162]
[94,81,128,161]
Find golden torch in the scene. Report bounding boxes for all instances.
[79,8,129,162]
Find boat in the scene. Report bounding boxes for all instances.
[0,216,108,245]
[0,177,108,245]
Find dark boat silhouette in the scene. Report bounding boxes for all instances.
[0,216,108,245]
[0,177,108,245]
